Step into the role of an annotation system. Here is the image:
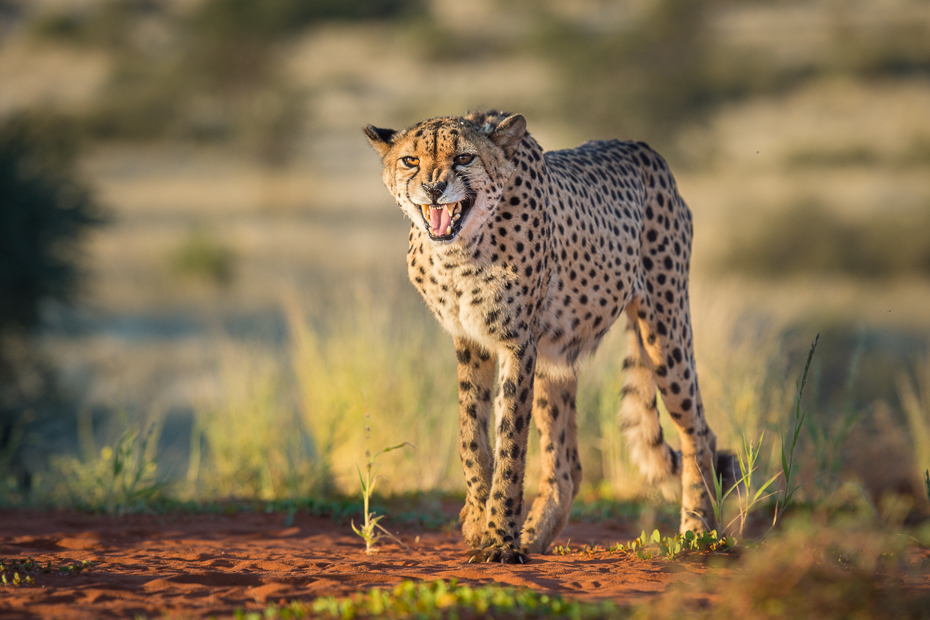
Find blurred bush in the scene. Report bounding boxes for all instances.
[640,512,930,619]
[30,0,422,160]
[524,0,930,154]
[718,202,930,279]
[0,112,102,498]
[25,0,930,160]
[51,412,168,514]
[0,113,100,334]
[169,228,236,287]
[531,0,716,148]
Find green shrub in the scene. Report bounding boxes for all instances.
[0,112,101,497]
[0,113,101,333]
[168,228,236,286]
[51,412,168,514]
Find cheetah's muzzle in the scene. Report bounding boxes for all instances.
[419,194,475,241]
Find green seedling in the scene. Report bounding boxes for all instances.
[350,401,414,554]
[59,560,92,575]
[0,558,37,586]
[351,442,412,554]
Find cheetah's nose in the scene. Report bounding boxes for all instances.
[422,181,447,202]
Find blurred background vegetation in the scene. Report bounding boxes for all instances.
[0,0,928,518]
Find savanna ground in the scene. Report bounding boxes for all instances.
[2,0,930,618]
[2,501,928,619]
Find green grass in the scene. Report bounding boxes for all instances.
[773,334,819,527]
[549,519,738,562]
[49,411,168,514]
[193,347,325,501]
[14,285,928,531]
[284,289,461,495]
[239,579,623,620]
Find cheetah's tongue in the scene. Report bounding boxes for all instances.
[430,205,453,236]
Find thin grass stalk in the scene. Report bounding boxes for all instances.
[774,333,819,527]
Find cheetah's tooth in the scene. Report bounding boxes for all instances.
[445,225,452,235]
[453,202,461,215]
[452,213,461,221]
[443,204,452,218]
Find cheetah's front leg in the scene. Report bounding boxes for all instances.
[454,337,496,548]
[521,371,582,554]
[468,339,535,564]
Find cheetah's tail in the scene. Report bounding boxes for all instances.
[619,321,682,483]
[619,320,744,493]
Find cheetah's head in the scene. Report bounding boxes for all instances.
[364,112,526,243]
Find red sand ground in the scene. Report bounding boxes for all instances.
[0,506,722,618]
[1,507,926,619]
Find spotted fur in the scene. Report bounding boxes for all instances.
[365,111,735,564]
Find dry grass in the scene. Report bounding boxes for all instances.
[640,516,930,619]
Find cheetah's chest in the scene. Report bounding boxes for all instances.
[407,243,521,350]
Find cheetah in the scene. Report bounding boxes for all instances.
[365,111,736,564]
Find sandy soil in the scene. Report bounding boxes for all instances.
[0,507,727,619]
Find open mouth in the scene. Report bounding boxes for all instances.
[419,195,475,240]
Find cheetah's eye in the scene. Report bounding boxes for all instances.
[401,156,420,168]
[454,154,475,166]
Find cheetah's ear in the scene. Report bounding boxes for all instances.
[364,125,397,158]
[489,114,526,159]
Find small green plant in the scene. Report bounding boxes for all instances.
[54,412,168,514]
[0,557,91,587]
[350,403,413,554]
[553,539,573,555]
[613,529,735,560]
[0,558,38,587]
[0,571,33,586]
[59,560,92,575]
[709,433,780,537]
[774,333,820,526]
